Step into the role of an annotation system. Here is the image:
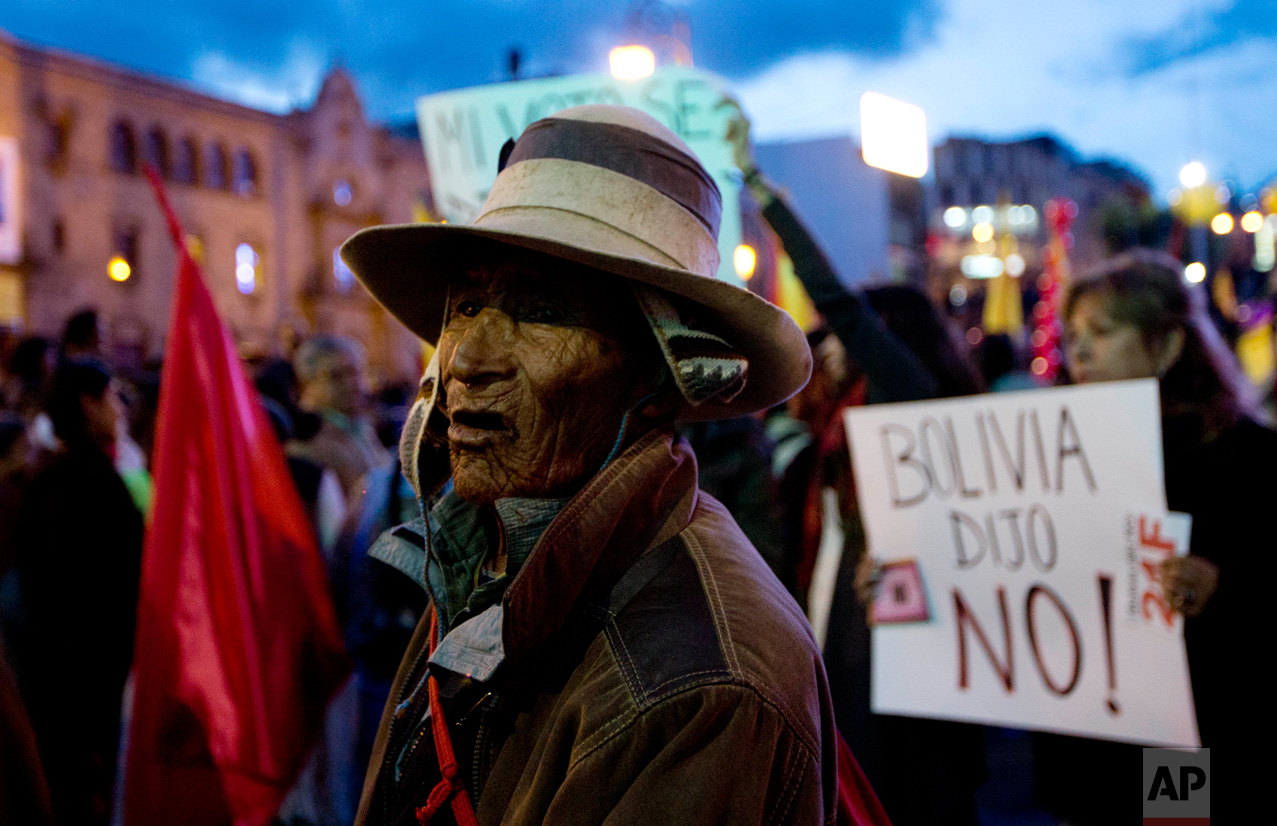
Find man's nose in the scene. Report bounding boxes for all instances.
[448,309,517,387]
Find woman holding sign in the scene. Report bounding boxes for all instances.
[1039,249,1275,821]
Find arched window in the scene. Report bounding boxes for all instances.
[109,120,137,174]
[173,137,199,185]
[205,142,230,189]
[232,149,258,197]
[144,127,170,178]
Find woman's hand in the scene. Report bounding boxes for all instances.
[1160,555,1219,617]
[717,95,755,174]
[854,554,884,623]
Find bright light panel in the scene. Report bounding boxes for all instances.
[860,92,928,178]
[609,45,656,80]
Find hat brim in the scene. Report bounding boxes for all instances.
[340,221,812,421]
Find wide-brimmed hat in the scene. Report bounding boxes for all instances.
[340,104,810,421]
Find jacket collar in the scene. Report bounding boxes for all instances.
[500,428,698,665]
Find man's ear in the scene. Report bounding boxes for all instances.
[1157,327,1187,377]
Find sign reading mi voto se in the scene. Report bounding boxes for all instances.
[416,67,744,286]
[845,380,1199,747]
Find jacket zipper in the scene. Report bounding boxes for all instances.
[379,642,433,825]
[471,693,498,801]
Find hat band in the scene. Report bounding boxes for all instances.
[475,158,720,277]
[503,117,722,237]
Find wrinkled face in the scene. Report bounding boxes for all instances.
[437,255,658,504]
[1065,292,1161,384]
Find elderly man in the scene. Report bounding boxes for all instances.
[340,105,849,825]
[292,334,391,500]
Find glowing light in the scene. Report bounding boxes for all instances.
[971,205,995,224]
[1168,189,1182,207]
[1030,357,1049,375]
[972,222,995,243]
[1004,253,1025,277]
[1241,211,1264,233]
[1031,329,1048,348]
[859,92,929,178]
[1179,161,1207,189]
[975,239,996,255]
[235,242,259,295]
[1184,262,1206,283]
[108,256,131,282]
[1210,213,1234,235]
[609,45,656,80]
[943,206,967,229]
[960,254,1003,279]
[185,234,205,264]
[1254,215,1275,272]
[733,244,757,280]
[333,248,355,292]
[333,179,353,207]
[1215,185,1230,205]
[966,327,983,346]
[949,284,967,306]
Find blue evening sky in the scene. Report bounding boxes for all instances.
[3,0,1275,197]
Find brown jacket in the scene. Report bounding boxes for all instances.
[355,430,839,825]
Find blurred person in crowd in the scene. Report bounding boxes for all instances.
[11,356,144,826]
[729,101,987,826]
[291,335,390,501]
[262,395,347,557]
[338,104,851,824]
[976,332,1043,392]
[0,627,55,826]
[61,307,104,360]
[333,456,428,815]
[0,414,33,577]
[2,336,58,452]
[1035,249,1275,823]
[681,417,786,574]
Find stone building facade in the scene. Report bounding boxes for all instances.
[0,31,431,382]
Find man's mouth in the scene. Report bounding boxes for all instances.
[448,409,512,446]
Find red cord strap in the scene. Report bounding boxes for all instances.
[415,608,480,826]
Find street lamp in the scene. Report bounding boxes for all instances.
[609,45,656,80]
[108,255,131,282]
[1179,161,1207,189]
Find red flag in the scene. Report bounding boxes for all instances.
[123,168,350,825]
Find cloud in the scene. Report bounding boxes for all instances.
[189,41,326,113]
[1115,0,1277,76]
[732,0,1277,196]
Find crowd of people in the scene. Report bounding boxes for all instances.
[0,102,1273,826]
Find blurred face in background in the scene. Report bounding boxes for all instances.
[81,380,124,451]
[304,350,363,416]
[1065,291,1180,384]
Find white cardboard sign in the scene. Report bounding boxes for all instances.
[844,380,1200,747]
[415,67,743,285]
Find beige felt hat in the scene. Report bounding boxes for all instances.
[340,104,811,421]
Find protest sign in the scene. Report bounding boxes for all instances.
[845,379,1200,747]
[416,67,743,285]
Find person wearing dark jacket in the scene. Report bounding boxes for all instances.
[13,357,144,826]
[335,104,879,825]
[1037,249,1276,823]
[728,101,989,826]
